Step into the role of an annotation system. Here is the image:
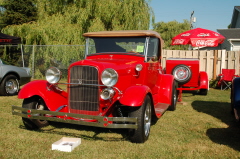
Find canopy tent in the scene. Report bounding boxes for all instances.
[0,33,25,66]
[0,33,21,45]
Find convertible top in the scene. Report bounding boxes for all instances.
[83,30,162,40]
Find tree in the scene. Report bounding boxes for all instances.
[153,20,190,50]
[0,0,37,27]
[2,0,153,45]
[0,0,153,78]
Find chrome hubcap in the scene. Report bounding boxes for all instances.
[5,79,18,94]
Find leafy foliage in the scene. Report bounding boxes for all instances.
[0,0,153,78]
[2,0,153,45]
[0,0,37,27]
[153,20,190,50]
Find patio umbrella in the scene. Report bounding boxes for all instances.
[171,28,225,47]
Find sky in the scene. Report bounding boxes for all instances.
[149,0,240,32]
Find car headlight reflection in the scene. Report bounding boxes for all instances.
[100,88,115,100]
[45,67,62,84]
[101,68,118,87]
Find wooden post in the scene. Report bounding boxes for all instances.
[213,50,218,79]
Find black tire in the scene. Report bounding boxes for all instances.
[231,78,240,123]
[129,95,152,143]
[231,88,240,123]
[233,107,240,123]
[22,96,49,130]
[199,89,208,95]
[0,74,19,96]
[168,81,177,111]
[172,64,192,85]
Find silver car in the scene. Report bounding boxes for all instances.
[0,59,31,96]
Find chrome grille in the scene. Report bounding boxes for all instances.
[69,66,99,111]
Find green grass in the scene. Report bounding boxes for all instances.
[1,88,240,158]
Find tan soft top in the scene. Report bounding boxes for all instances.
[83,30,162,39]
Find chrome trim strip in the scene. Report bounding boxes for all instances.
[12,106,137,129]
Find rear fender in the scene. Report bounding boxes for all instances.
[232,77,240,109]
[119,85,151,106]
[199,71,209,89]
[18,80,68,111]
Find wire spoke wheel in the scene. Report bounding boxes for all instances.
[172,65,192,84]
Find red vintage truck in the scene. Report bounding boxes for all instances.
[165,58,209,101]
[12,30,177,143]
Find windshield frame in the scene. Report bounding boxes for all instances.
[85,37,151,61]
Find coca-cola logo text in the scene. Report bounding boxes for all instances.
[195,40,215,46]
[197,33,210,37]
[181,33,191,37]
[173,39,185,44]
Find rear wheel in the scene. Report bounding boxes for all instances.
[129,95,152,143]
[22,96,49,130]
[168,81,177,111]
[0,74,19,96]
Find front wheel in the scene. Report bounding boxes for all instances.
[0,74,19,96]
[22,96,50,130]
[129,95,152,143]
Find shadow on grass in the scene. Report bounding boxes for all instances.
[192,100,240,151]
[19,122,129,142]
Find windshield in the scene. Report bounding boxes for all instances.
[85,37,160,62]
[86,37,147,55]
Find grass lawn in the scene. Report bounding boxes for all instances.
[0,88,240,158]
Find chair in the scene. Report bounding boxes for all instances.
[217,69,238,90]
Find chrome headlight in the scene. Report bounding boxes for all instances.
[45,67,62,84]
[136,64,143,71]
[100,88,115,100]
[101,68,118,87]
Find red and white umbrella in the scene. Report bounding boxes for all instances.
[171,28,225,47]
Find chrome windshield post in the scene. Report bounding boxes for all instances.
[144,37,150,62]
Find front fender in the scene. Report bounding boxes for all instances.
[18,80,68,111]
[232,77,240,109]
[199,71,209,89]
[119,85,151,106]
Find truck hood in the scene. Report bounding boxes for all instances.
[70,53,145,73]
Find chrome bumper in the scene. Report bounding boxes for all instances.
[12,106,137,129]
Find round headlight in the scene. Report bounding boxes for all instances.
[101,68,118,87]
[100,88,115,100]
[45,67,62,84]
[136,64,143,71]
